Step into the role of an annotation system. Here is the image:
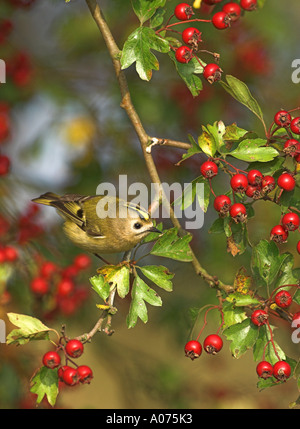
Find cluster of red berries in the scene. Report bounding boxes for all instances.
[172,1,257,83]
[274,109,300,139]
[42,339,93,387]
[185,333,223,360]
[30,253,91,317]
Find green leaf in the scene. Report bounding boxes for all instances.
[198,124,217,157]
[150,227,193,262]
[127,273,162,328]
[97,265,130,299]
[176,134,202,166]
[252,324,286,365]
[223,318,259,358]
[142,222,164,244]
[6,313,53,346]
[131,0,166,25]
[150,7,166,28]
[169,51,204,97]
[30,366,59,407]
[121,27,170,81]
[138,265,174,291]
[90,274,110,301]
[227,138,279,162]
[220,75,264,123]
[275,252,298,288]
[208,217,225,234]
[225,292,261,307]
[222,301,247,330]
[245,157,285,176]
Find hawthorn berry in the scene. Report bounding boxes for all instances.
[283,139,300,157]
[39,261,58,278]
[274,110,291,128]
[212,11,231,30]
[57,278,75,297]
[240,0,257,11]
[62,367,79,386]
[77,365,93,384]
[73,253,92,270]
[273,361,291,381]
[281,212,300,231]
[0,155,10,176]
[200,160,218,178]
[174,3,194,20]
[175,46,193,64]
[247,169,263,186]
[261,175,275,193]
[42,351,61,369]
[58,365,70,381]
[65,339,84,358]
[222,2,241,22]
[30,277,49,295]
[290,117,300,135]
[229,203,247,223]
[297,241,300,255]
[182,27,202,47]
[245,185,261,199]
[213,194,231,214]
[270,225,288,244]
[274,290,292,308]
[277,173,295,192]
[184,340,202,360]
[230,173,248,193]
[203,63,223,84]
[251,309,268,326]
[256,361,273,379]
[3,246,18,262]
[203,334,223,355]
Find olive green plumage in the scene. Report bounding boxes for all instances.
[32,192,159,254]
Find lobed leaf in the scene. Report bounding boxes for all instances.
[30,366,59,407]
[6,313,54,346]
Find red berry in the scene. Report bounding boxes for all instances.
[65,339,84,358]
[229,203,247,223]
[0,112,10,142]
[58,365,70,381]
[57,278,75,297]
[40,261,58,278]
[175,46,193,64]
[182,27,202,46]
[256,361,273,379]
[174,3,194,20]
[273,361,291,381]
[200,160,218,178]
[240,0,257,11]
[297,240,300,255]
[0,155,10,176]
[247,169,263,186]
[274,290,292,308]
[274,110,291,128]
[230,173,248,193]
[245,185,261,199]
[283,139,300,157]
[281,212,300,231]
[61,264,79,278]
[270,225,288,243]
[62,367,79,386]
[222,2,241,22]
[30,277,49,295]
[203,63,223,84]
[74,254,91,270]
[42,351,61,369]
[251,309,268,326]
[212,11,231,30]
[76,365,93,384]
[4,246,18,262]
[0,249,6,264]
[203,334,223,355]
[213,194,231,213]
[277,173,295,191]
[290,117,300,135]
[261,175,275,193]
[184,340,202,360]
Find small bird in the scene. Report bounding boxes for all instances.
[32,192,160,256]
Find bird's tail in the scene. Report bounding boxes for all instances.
[32,192,61,206]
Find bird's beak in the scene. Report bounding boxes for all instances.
[148,226,162,234]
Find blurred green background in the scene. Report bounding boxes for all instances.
[0,0,300,409]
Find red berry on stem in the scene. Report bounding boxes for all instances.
[213,194,231,213]
[261,175,275,193]
[274,290,292,308]
[30,277,49,295]
[273,361,291,381]
[65,339,84,358]
[251,309,268,326]
[184,340,202,360]
[203,334,223,355]
[212,11,231,30]
[256,361,273,379]
[297,241,300,254]
[174,3,194,20]
[274,110,291,128]
[283,139,300,157]
[203,63,223,84]
[77,365,93,384]
[175,46,193,64]
[240,0,257,11]
[290,117,300,135]
[182,27,202,46]
[247,169,263,186]
[57,278,75,297]
[245,185,262,199]
[270,225,288,244]
[222,2,241,22]
[281,212,300,231]
[230,173,248,193]
[42,351,61,369]
[0,155,10,176]
[40,261,58,278]
[229,203,247,223]
[200,160,218,178]
[58,365,70,381]
[4,246,18,262]
[62,367,79,386]
[277,173,295,191]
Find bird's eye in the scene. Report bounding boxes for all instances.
[134,222,142,229]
